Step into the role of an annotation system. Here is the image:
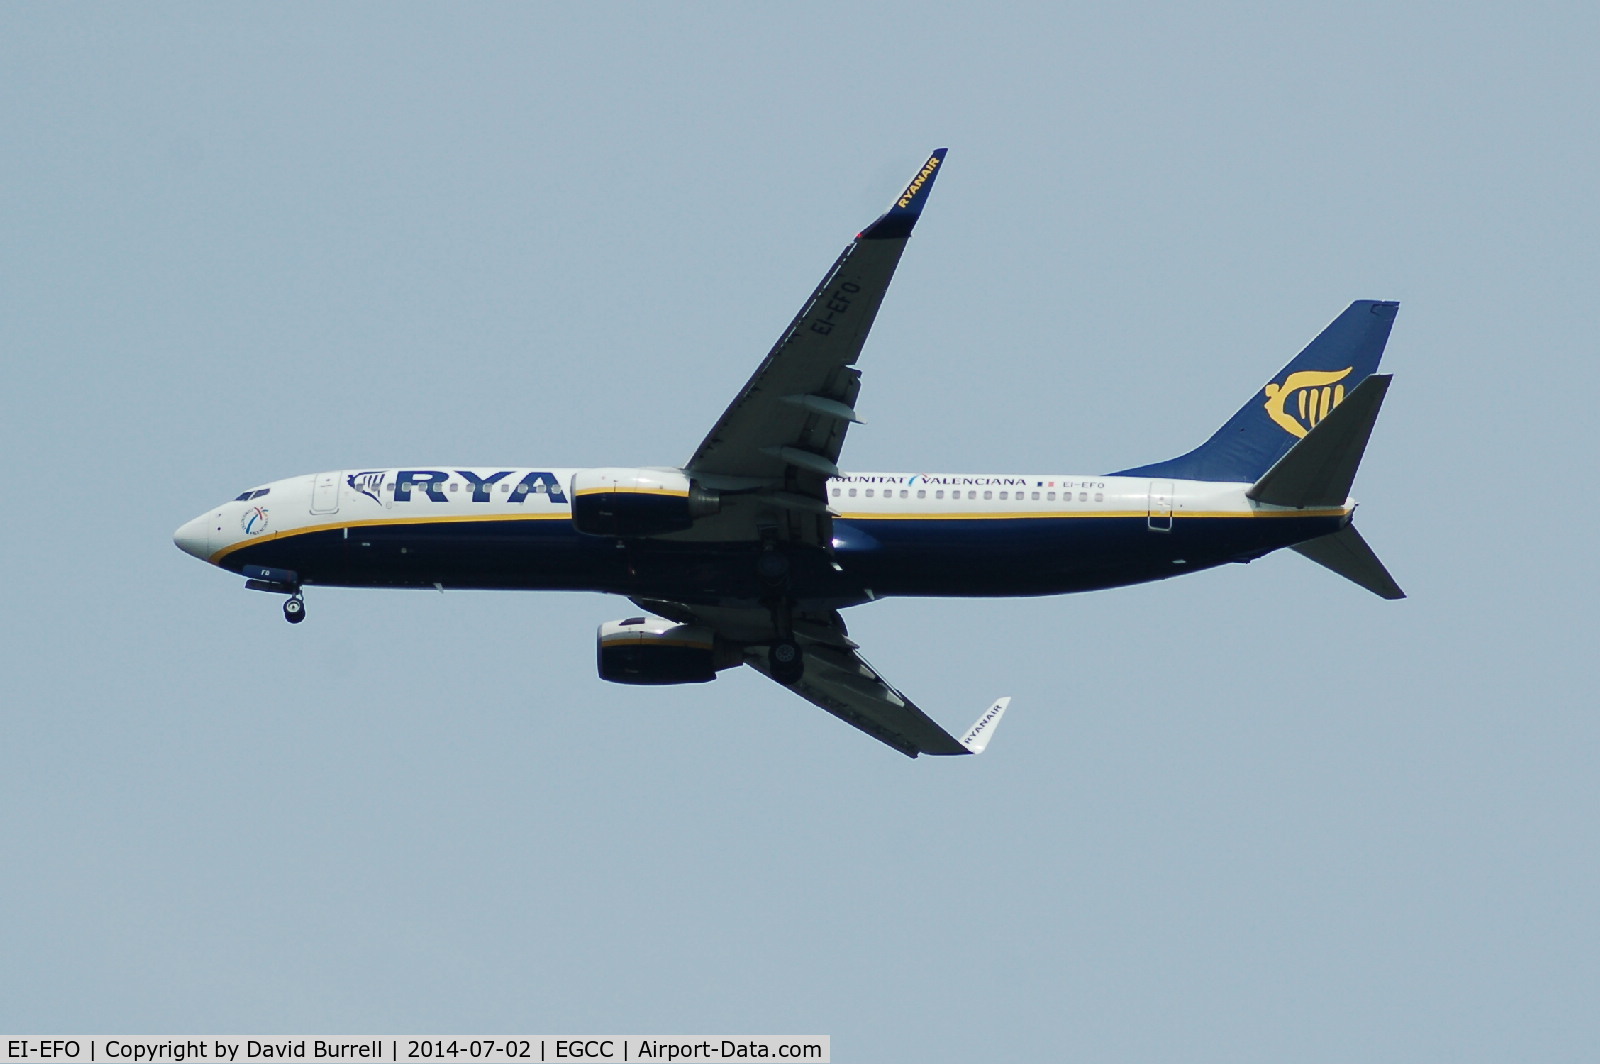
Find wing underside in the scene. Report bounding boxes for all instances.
[679,149,948,548]
[749,635,971,758]
[635,598,1005,758]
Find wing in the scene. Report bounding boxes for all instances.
[681,149,948,546]
[636,597,1009,759]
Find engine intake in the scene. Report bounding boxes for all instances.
[597,617,740,685]
[570,468,720,537]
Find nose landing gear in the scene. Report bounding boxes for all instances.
[242,565,306,625]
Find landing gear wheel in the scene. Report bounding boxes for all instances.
[283,595,305,624]
[769,638,804,685]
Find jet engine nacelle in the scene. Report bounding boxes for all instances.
[597,617,741,685]
[569,467,721,537]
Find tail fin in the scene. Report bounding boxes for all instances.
[1115,300,1399,483]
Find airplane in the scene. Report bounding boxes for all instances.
[174,148,1404,759]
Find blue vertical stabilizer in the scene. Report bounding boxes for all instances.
[1114,300,1399,482]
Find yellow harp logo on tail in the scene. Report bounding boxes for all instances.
[1263,367,1354,438]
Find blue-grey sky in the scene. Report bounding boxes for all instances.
[4,4,1596,1060]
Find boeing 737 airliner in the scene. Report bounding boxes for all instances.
[175,149,1404,758]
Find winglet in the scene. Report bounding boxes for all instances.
[958,697,1011,754]
[860,148,948,241]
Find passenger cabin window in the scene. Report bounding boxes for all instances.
[848,488,857,497]
[865,489,874,498]
[984,490,993,500]
[1048,491,1056,501]
[917,489,926,499]
[832,487,842,497]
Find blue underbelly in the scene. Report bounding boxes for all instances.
[219,512,1342,602]
[833,513,1343,596]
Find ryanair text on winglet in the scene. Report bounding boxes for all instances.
[897,154,942,208]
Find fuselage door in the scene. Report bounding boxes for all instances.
[1147,480,1174,532]
[311,471,341,515]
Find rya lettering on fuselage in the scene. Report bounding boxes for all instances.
[346,469,569,505]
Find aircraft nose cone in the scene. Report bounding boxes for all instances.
[173,514,213,561]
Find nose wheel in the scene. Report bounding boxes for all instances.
[242,566,306,624]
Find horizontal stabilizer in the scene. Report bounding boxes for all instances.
[1291,525,1406,600]
[1248,375,1391,509]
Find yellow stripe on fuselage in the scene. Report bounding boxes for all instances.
[209,511,569,565]
[572,487,690,497]
[834,508,1349,521]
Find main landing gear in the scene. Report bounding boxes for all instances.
[282,593,306,624]
[769,637,804,686]
[755,538,804,684]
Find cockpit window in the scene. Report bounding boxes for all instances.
[234,488,270,501]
